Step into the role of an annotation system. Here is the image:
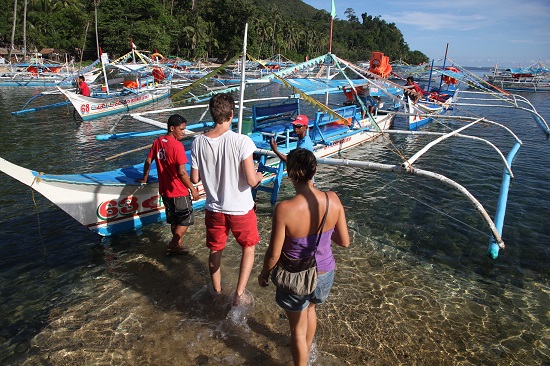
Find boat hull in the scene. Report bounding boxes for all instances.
[58,87,171,121]
[0,77,67,87]
[408,90,457,130]
[0,112,394,236]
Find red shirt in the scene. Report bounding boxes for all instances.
[148,135,190,197]
[412,83,425,95]
[79,81,90,97]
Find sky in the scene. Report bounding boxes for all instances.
[301,0,550,67]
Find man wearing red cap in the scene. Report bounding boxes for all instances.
[270,114,314,163]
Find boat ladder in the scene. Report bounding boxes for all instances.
[252,155,285,205]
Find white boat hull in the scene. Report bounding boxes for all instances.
[0,112,394,236]
[58,87,171,121]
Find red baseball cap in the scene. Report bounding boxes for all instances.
[290,114,309,126]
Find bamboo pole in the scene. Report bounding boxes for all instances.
[104,144,151,161]
[104,131,199,161]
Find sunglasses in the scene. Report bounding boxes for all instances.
[292,124,305,128]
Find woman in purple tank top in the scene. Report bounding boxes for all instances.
[258,148,350,366]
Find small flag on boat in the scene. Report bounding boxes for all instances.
[130,36,137,50]
[330,0,336,18]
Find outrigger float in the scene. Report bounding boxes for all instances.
[2,33,549,259]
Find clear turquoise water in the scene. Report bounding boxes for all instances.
[0,81,548,365]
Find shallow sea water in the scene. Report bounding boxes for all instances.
[0,82,549,365]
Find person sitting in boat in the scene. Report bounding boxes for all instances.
[369,96,383,116]
[270,114,314,163]
[356,86,380,119]
[404,76,426,103]
[77,75,90,97]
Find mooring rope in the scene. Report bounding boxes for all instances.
[31,174,47,255]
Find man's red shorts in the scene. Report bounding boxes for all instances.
[205,209,260,251]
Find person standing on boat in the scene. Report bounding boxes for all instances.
[77,75,90,97]
[269,114,314,163]
[139,114,200,255]
[190,93,264,306]
[258,148,350,366]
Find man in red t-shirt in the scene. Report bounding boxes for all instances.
[139,114,199,255]
[78,75,90,97]
[405,76,426,102]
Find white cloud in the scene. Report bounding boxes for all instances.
[384,12,487,31]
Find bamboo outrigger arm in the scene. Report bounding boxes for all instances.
[316,156,506,251]
[455,91,550,136]
[254,149,506,253]
[382,129,516,178]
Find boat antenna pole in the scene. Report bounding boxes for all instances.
[237,23,248,134]
[425,58,435,99]
[94,0,100,60]
[329,0,335,53]
[326,0,336,105]
[438,43,449,92]
[101,49,110,94]
[130,36,136,64]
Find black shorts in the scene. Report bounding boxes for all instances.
[162,195,195,227]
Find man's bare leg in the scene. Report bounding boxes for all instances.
[209,249,224,293]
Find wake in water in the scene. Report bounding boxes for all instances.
[226,290,255,331]
[191,285,256,333]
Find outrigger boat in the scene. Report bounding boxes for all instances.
[3,51,550,261]
[57,80,171,121]
[2,17,550,261]
[0,58,101,87]
[57,51,172,121]
[484,62,550,93]
[403,47,460,130]
[0,84,396,236]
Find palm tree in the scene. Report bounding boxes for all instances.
[94,0,100,59]
[256,18,272,58]
[9,0,18,63]
[204,21,218,60]
[52,0,83,11]
[22,0,28,59]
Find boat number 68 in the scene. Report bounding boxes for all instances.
[81,104,90,113]
[97,195,161,220]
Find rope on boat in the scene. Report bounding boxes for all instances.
[446,57,510,95]
[30,174,47,255]
[170,54,241,103]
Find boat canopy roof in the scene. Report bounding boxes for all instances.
[282,78,402,96]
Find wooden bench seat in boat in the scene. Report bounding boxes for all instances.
[252,98,300,135]
[309,105,361,144]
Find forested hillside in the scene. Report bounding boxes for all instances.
[0,0,428,64]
